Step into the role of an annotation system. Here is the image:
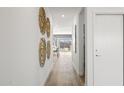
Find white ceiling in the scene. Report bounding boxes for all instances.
[49,7,81,34]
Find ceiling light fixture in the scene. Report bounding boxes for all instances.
[61,14,65,18]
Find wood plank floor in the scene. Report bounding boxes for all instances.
[45,52,84,86]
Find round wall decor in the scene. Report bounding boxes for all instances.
[47,40,51,59]
[46,17,50,38]
[39,7,46,35]
[39,38,46,66]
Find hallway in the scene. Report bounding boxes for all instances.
[45,52,83,86]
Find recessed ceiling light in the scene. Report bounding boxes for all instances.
[61,14,65,18]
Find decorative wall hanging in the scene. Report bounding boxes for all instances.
[38,7,51,67]
[39,38,46,66]
[47,41,51,59]
[39,7,46,35]
[46,17,51,38]
[75,24,77,53]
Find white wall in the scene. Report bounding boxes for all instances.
[72,8,85,76]
[0,8,53,85]
[72,14,80,75]
[79,8,85,76]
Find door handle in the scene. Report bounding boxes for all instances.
[96,54,101,57]
[96,49,101,57]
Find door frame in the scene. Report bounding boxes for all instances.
[85,7,124,86]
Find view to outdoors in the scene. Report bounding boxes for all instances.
[53,35,72,55]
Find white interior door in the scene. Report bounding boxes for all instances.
[94,14,123,86]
